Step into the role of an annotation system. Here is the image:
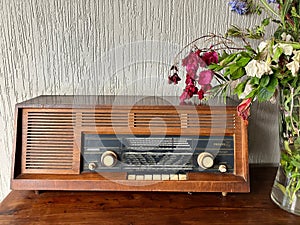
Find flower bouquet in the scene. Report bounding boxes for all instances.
[168,0,300,215]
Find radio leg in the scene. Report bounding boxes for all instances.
[222,192,228,197]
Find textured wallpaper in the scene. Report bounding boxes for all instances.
[0,0,279,202]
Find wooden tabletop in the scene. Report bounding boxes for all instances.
[0,166,299,225]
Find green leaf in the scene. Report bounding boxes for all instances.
[230,67,245,80]
[245,45,256,54]
[262,18,270,26]
[294,137,300,148]
[229,64,240,74]
[223,68,231,77]
[207,63,223,72]
[234,80,248,96]
[236,57,251,67]
[266,76,278,92]
[240,51,251,58]
[220,53,238,66]
[273,46,283,61]
[291,173,300,178]
[245,89,258,99]
[260,76,270,87]
[218,51,230,61]
[284,141,293,156]
[250,77,260,85]
[257,87,274,102]
[291,159,300,168]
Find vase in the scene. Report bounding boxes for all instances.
[271,86,300,216]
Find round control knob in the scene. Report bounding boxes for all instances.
[88,162,97,171]
[101,151,117,167]
[197,152,214,169]
[219,164,227,173]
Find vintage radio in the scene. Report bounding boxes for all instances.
[11,95,249,195]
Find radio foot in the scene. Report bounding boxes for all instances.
[222,192,228,197]
[34,190,40,195]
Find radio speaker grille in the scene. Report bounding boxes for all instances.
[187,113,236,129]
[23,111,76,173]
[82,112,128,127]
[133,112,181,127]
[133,112,235,129]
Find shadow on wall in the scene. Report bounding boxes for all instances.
[248,101,279,164]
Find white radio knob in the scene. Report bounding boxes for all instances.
[88,162,97,171]
[197,152,214,169]
[219,164,227,173]
[101,151,117,167]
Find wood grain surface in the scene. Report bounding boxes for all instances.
[1,166,299,225]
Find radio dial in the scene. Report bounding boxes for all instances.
[197,152,214,169]
[101,151,117,167]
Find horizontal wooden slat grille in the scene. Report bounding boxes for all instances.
[133,113,181,127]
[25,112,75,171]
[187,113,236,129]
[133,112,235,129]
[81,112,128,127]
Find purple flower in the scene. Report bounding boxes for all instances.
[229,0,249,15]
[267,0,277,3]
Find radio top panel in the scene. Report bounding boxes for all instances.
[16,95,239,108]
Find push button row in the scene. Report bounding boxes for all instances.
[127,174,187,181]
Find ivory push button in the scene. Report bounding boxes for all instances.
[101,151,117,167]
[197,152,214,169]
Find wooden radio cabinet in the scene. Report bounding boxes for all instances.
[11,95,249,194]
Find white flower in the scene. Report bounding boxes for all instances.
[286,61,300,76]
[258,41,271,60]
[281,32,293,42]
[286,34,293,42]
[276,43,293,56]
[292,50,300,62]
[281,32,287,40]
[245,60,273,78]
[258,41,268,52]
[245,60,258,77]
[239,82,253,99]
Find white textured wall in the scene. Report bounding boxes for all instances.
[0,0,279,202]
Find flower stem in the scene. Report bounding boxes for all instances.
[259,0,280,19]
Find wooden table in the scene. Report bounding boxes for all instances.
[0,166,299,225]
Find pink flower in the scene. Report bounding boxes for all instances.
[168,73,181,84]
[185,74,195,85]
[198,89,205,100]
[202,51,218,65]
[237,98,252,124]
[186,84,198,97]
[180,84,199,102]
[198,70,214,85]
[182,52,206,77]
[182,52,199,66]
[201,84,212,93]
[186,64,199,77]
[180,91,189,103]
